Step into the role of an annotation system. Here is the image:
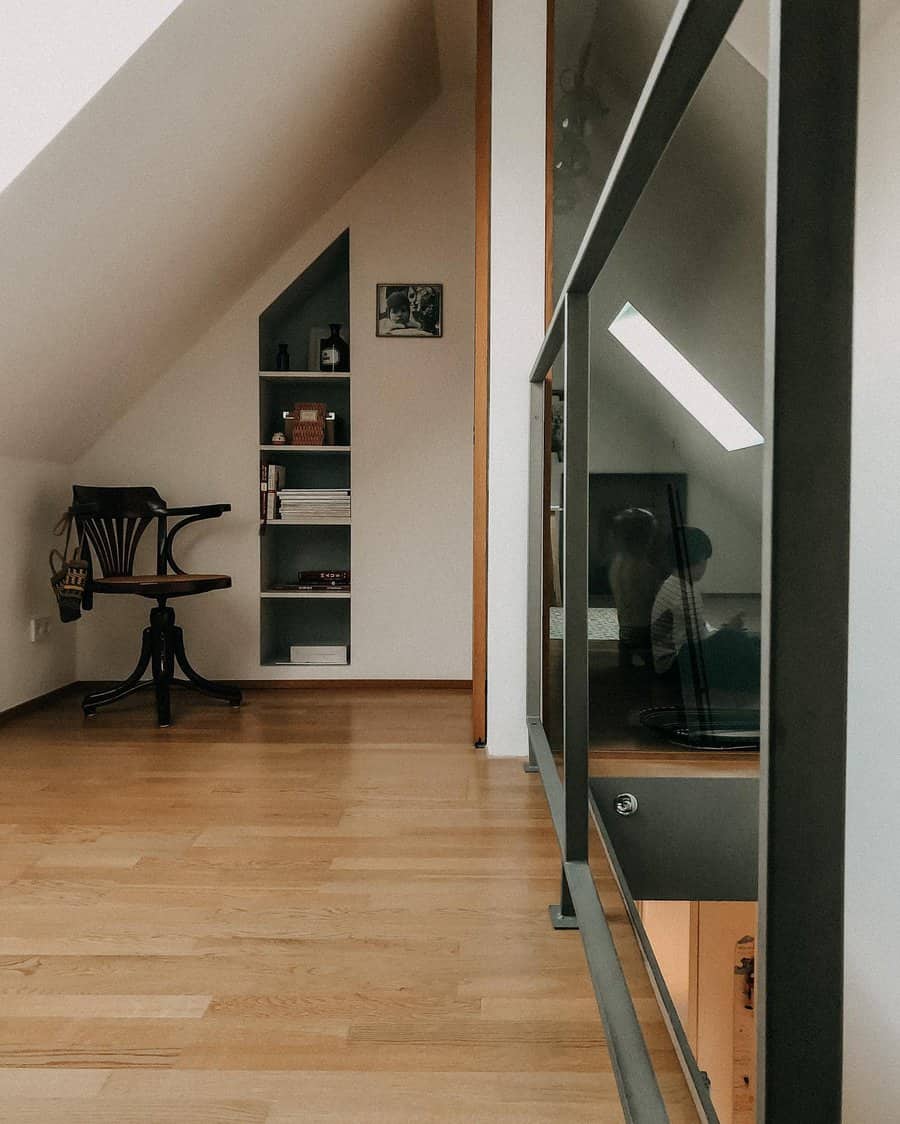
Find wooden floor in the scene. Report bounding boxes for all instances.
[0,687,699,1123]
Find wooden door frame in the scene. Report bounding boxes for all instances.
[472,0,492,745]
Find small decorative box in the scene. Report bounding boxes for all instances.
[289,402,326,446]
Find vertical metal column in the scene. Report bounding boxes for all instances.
[758,2,858,1120]
[550,292,591,928]
[525,377,547,770]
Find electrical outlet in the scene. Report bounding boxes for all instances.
[30,616,51,642]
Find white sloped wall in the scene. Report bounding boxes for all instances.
[0,455,77,711]
[73,90,475,683]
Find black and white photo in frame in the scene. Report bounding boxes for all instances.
[376,284,443,337]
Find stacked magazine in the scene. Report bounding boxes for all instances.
[278,489,351,523]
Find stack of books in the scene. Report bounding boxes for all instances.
[260,464,286,522]
[278,489,351,523]
[298,569,350,592]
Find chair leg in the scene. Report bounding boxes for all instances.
[83,628,153,716]
[173,627,242,707]
[84,600,240,725]
[151,606,174,728]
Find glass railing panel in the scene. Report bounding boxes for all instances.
[582,9,767,1120]
[552,0,679,304]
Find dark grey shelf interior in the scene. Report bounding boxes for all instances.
[259,229,350,372]
[258,229,352,670]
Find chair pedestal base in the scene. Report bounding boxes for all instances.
[83,603,242,727]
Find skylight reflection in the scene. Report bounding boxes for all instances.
[609,302,764,452]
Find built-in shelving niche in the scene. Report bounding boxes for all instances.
[258,230,351,668]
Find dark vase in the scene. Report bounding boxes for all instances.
[319,324,349,373]
[275,343,290,371]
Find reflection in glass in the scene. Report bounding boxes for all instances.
[609,303,764,452]
[553,0,679,301]
[641,902,758,1119]
[552,4,767,1117]
[544,382,565,776]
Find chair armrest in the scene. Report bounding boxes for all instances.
[162,504,231,518]
[162,504,232,574]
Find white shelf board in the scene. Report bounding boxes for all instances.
[260,590,351,599]
[259,371,350,380]
[260,445,350,452]
[261,518,351,526]
[263,659,350,668]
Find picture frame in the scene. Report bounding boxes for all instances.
[376,283,443,338]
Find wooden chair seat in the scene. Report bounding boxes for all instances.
[91,574,231,598]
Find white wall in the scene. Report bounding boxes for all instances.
[486,0,547,755]
[74,90,474,683]
[844,5,900,1118]
[0,455,76,711]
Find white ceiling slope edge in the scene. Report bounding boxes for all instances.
[0,0,443,463]
[0,0,183,194]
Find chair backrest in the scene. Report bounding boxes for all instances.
[72,485,167,578]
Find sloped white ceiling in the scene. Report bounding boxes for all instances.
[726,0,767,75]
[0,0,443,463]
[0,0,183,193]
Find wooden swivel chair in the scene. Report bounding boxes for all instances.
[72,485,242,727]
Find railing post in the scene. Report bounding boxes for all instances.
[525,376,547,772]
[758,2,857,1119]
[550,291,590,929]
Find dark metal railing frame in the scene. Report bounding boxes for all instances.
[523,1,858,1121]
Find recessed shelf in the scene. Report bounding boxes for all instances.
[259,445,351,452]
[260,590,350,599]
[258,229,351,672]
[259,371,351,381]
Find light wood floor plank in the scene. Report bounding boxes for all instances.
[0,1100,268,1123]
[0,687,699,1121]
[0,995,211,1019]
[0,1069,110,1097]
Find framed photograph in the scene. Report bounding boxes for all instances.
[376,284,443,337]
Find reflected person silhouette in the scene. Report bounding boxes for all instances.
[609,507,663,669]
[650,526,760,697]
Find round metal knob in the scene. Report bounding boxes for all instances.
[614,792,639,817]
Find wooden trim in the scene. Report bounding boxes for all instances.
[0,682,80,724]
[687,901,700,1055]
[471,0,492,747]
[235,680,472,691]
